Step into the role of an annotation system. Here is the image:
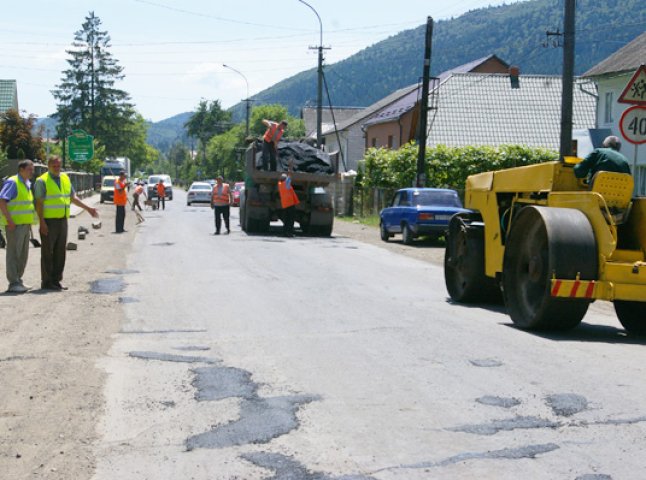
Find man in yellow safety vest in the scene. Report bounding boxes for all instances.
[0,160,36,293]
[34,156,99,291]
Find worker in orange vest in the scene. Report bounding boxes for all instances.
[156,179,166,211]
[278,173,299,237]
[132,181,145,211]
[114,170,128,233]
[261,119,287,171]
[211,176,232,235]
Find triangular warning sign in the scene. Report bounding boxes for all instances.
[618,65,646,105]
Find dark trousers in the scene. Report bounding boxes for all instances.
[262,140,277,171]
[214,205,230,233]
[132,194,142,211]
[116,205,126,233]
[157,195,165,210]
[40,218,68,287]
[283,206,295,235]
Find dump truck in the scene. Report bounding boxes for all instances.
[444,158,646,334]
[240,141,337,236]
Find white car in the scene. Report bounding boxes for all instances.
[187,182,213,206]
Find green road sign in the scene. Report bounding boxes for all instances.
[67,130,94,163]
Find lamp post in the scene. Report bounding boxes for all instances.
[223,64,252,138]
[298,0,324,148]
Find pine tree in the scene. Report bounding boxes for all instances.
[52,11,134,158]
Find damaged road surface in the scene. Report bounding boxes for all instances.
[92,190,646,480]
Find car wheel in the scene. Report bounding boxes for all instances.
[380,222,389,242]
[187,202,191,206]
[402,223,414,245]
[100,198,105,204]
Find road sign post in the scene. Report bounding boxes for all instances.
[66,130,95,163]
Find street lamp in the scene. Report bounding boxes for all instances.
[223,64,252,138]
[297,0,324,148]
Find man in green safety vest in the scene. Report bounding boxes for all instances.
[0,160,36,293]
[34,156,99,291]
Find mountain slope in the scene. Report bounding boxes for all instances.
[231,0,645,118]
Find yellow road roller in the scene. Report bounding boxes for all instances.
[444,159,646,333]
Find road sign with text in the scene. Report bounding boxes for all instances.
[619,106,646,145]
[67,130,94,163]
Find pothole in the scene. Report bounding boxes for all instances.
[476,396,521,409]
[90,277,125,294]
[546,393,588,417]
[128,351,218,364]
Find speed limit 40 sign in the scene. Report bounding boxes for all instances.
[619,106,646,145]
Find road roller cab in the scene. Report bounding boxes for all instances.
[444,160,646,334]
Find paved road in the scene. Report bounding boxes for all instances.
[93,189,646,480]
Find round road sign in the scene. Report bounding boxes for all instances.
[619,106,646,145]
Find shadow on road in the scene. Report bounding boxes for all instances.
[445,297,507,314]
[502,322,646,345]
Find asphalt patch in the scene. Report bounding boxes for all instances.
[104,269,140,275]
[241,452,377,480]
[186,394,320,450]
[192,366,258,401]
[119,329,207,334]
[476,396,521,409]
[128,351,218,364]
[469,358,503,367]
[450,416,559,435]
[174,345,211,351]
[90,277,125,294]
[151,242,175,247]
[575,475,613,480]
[118,296,139,304]
[0,355,36,363]
[396,443,560,470]
[546,393,588,417]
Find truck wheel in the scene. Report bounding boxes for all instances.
[402,223,414,245]
[380,223,389,242]
[100,198,105,204]
[503,206,596,330]
[444,215,498,303]
[315,224,333,237]
[615,301,646,335]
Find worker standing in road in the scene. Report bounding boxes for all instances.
[34,156,98,291]
[261,119,287,171]
[211,176,232,235]
[0,160,36,293]
[132,181,145,212]
[114,170,128,233]
[574,135,631,180]
[278,172,299,237]
[156,179,166,210]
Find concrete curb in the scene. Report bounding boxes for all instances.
[70,193,101,218]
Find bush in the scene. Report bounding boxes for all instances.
[361,143,557,190]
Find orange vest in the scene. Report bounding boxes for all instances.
[156,183,165,197]
[278,180,299,209]
[212,184,231,206]
[114,180,127,206]
[263,123,284,144]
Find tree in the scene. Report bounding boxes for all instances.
[52,11,135,159]
[168,142,190,180]
[0,109,44,161]
[184,99,232,166]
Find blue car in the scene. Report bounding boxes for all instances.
[379,188,468,244]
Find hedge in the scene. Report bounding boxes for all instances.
[359,143,558,190]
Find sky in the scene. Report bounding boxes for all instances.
[1,0,520,122]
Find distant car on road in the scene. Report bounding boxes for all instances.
[232,182,244,207]
[100,176,117,203]
[147,174,173,201]
[186,182,213,206]
[379,188,468,244]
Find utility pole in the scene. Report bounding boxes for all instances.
[416,16,433,188]
[559,0,576,159]
[299,0,329,148]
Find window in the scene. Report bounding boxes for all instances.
[399,191,411,206]
[604,92,614,124]
[387,135,394,149]
[371,138,377,147]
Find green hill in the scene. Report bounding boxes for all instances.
[230,0,645,119]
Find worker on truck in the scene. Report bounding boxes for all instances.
[574,135,631,181]
[261,119,287,171]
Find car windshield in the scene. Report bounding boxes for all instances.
[234,184,244,191]
[148,176,161,184]
[412,191,461,207]
[102,178,115,187]
[191,184,212,190]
